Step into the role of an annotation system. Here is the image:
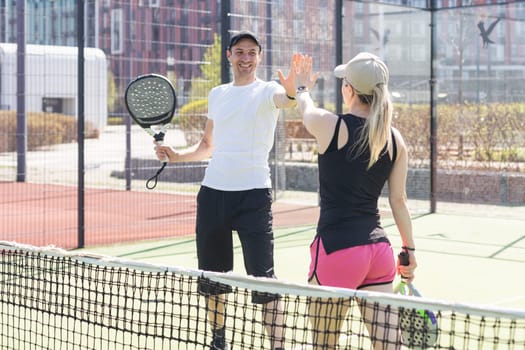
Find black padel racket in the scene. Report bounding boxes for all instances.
[394,251,438,349]
[124,74,177,189]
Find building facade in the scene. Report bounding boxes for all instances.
[0,0,523,115]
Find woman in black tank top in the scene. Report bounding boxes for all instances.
[289,52,417,350]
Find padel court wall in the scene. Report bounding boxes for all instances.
[1,0,524,249]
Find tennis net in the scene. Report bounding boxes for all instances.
[1,241,524,349]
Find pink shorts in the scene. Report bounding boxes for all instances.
[308,237,395,290]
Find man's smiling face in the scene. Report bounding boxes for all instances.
[227,38,262,85]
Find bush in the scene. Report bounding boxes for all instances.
[108,115,125,125]
[285,120,314,139]
[392,102,525,171]
[0,111,98,152]
[177,99,208,145]
[171,98,525,172]
[392,104,431,165]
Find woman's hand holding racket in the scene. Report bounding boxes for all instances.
[124,74,177,189]
[397,248,417,283]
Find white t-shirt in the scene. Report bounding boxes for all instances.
[202,78,284,191]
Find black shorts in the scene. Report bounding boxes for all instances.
[195,186,279,303]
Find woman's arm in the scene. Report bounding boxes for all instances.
[293,53,339,154]
[296,92,339,154]
[388,128,417,282]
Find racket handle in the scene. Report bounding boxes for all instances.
[398,251,409,266]
[154,132,165,143]
[154,132,168,162]
[398,251,410,281]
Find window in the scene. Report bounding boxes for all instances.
[42,98,64,114]
[518,21,525,36]
[517,3,525,17]
[355,20,363,37]
[412,45,427,62]
[294,0,305,11]
[319,10,330,40]
[411,21,426,38]
[389,46,402,61]
[494,44,504,62]
[110,8,123,54]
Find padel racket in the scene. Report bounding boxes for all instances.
[394,251,438,349]
[124,74,177,189]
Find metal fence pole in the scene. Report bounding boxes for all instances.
[220,0,231,85]
[77,0,86,248]
[429,1,437,213]
[335,0,343,114]
[16,0,26,182]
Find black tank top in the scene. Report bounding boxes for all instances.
[316,114,397,254]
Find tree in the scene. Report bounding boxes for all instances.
[178,34,222,142]
[188,33,222,101]
[446,11,478,158]
[107,69,118,114]
[447,11,476,104]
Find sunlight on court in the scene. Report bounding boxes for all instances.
[84,210,525,312]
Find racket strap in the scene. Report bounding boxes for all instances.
[146,162,167,190]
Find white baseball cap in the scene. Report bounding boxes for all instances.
[333,52,389,95]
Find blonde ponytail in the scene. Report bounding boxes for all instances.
[353,84,393,169]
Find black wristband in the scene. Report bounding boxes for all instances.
[402,246,415,251]
[286,94,296,100]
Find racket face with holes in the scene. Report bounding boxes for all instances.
[124,74,177,138]
[399,306,438,348]
[396,282,439,349]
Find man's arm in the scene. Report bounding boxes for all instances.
[155,119,214,163]
[273,91,298,109]
[274,55,299,109]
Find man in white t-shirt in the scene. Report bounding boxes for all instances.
[155,31,297,350]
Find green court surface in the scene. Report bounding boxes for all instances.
[82,207,525,312]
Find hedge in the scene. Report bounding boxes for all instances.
[0,111,98,152]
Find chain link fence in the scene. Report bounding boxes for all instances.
[0,0,523,248]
